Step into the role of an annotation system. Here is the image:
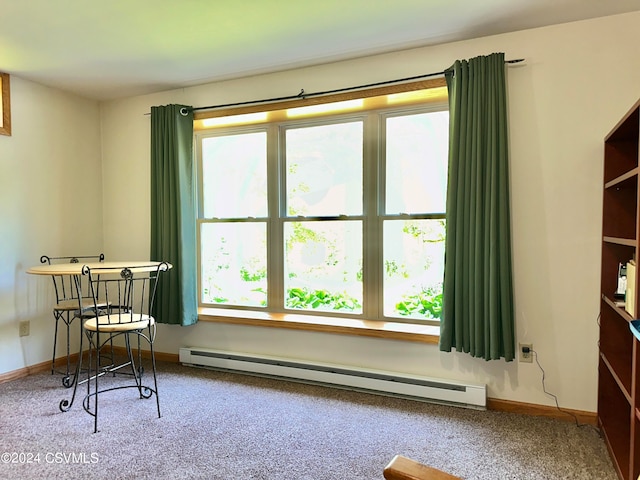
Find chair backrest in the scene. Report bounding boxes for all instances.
[40,254,105,304]
[82,263,169,328]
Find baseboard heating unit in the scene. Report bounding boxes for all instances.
[179,347,486,410]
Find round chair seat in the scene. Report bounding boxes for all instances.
[55,298,96,311]
[83,314,154,332]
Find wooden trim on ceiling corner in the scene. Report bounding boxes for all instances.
[0,72,11,136]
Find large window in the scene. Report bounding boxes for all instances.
[196,83,448,325]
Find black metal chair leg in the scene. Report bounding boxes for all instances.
[64,312,72,378]
[51,314,61,375]
[92,331,99,433]
[149,330,161,419]
[59,325,85,413]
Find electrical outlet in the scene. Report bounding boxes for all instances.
[519,343,532,363]
[19,321,30,337]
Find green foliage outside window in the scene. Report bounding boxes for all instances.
[395,286,443,319]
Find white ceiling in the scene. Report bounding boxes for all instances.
[1,0,640,101]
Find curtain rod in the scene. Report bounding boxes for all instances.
[177,58,524,116]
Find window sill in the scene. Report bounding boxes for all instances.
[198,307,440,344]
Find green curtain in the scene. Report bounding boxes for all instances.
[439,53,515,361]
[150,104,198,326]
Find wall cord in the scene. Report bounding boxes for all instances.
[532,349,597,431]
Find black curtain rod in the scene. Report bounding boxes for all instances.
[180,58,524,115]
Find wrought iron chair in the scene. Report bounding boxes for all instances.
[61,262,169,433]
[40,254,106,386]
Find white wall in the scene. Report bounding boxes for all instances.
[0,77,102,374]
[99,12,640,412]
[4,12,638,413]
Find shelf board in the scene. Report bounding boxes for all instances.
[603,295,633,321]
[600,353,633,404]
[605,167,639,189]
[603,236,637,247]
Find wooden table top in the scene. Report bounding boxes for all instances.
[27,261,171,276]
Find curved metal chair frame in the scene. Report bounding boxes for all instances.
[60,262,169,433]
[40,254,105,387]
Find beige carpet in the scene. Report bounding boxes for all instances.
[0,360,616,480]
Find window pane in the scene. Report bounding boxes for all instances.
[386,111,449,214]
[284,221,362,313]
[383,219,445,320]
[202,132,267,218]
[200,222,267,307]
[286,122,363,216]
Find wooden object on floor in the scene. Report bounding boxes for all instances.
[598,97,640,480]
[383,455,460,480]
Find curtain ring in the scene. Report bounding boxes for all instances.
[179,107,190,116]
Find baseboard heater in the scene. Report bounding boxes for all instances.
[179,347,486,410]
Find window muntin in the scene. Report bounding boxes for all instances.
[197,87,448,324]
